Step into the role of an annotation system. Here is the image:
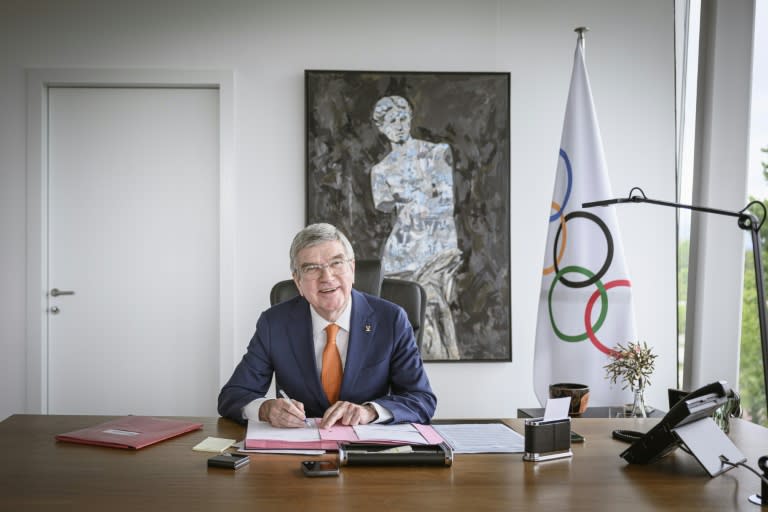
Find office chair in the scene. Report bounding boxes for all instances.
[380,278,427,351]
[268,260,426,351]
[269,259,383,306]
[351,259,384,297]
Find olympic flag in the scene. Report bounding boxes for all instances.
[533,39,638,407]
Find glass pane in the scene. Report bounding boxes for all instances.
[739,1,768,427]
[677,0,700,390]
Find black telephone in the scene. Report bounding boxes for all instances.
[620,380,730,465]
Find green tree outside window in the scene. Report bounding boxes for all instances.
[739,145,768,426]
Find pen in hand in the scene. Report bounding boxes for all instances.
[278,389,312,427]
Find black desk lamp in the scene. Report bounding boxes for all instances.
[583,187,768,414]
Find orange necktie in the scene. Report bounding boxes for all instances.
[321,323,343,404]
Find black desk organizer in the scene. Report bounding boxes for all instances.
[338,442,453,467]
[523,417,573,462]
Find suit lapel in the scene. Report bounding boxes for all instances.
[341,290,376,397]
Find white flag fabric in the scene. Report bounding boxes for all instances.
[533,41,638,407]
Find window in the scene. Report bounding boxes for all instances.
[739,0,767,426]
[677,0,767,427]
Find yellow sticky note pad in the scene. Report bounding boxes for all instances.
[192,436,236,453]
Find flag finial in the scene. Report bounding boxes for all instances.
[574,27,590,51]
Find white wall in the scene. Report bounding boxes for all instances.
[0,0,677,420]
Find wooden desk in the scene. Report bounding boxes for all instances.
[1,414,766,511]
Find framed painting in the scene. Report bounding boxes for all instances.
[305,70,510,362]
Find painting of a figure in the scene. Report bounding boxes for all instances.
[305,71,510,362]
[370,95,462,359]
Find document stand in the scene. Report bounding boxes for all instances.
[672,417,746,477]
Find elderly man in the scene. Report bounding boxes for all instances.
[218,223,436,428]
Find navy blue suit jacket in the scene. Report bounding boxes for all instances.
[218,289,436,424]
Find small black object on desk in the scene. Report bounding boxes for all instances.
[523,417,572,462]
[207,453,250,469]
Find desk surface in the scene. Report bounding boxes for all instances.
[1,414,766,511]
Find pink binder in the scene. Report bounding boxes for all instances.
[55,416,203,450]
[244,421,444,451]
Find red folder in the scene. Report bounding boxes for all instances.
[55,416,203,450]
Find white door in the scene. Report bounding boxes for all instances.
[47,87,220,416]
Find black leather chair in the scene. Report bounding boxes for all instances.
[268,260,426,351]
[269,280,300,306]
[380,278,427,351]
[350,259,384,297]
[269,259,383,306]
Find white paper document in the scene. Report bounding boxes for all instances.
[543,397,571,422]
[246,420,320,442]
[433,423,525,453]
[352,424,426,444]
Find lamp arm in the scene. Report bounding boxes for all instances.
[749,225,768,416]
[583,187,768,415]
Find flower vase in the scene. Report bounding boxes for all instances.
[628,387,647,418]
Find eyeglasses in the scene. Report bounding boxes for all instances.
[297,258,353,280]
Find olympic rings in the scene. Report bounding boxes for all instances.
[585,279,631,356]
[552,211,614,288]
[548,265,608,342]
[543,201,567,276]
[549,149,573,222]
[544,147,632,356]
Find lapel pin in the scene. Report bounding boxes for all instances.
[364,324,372,332]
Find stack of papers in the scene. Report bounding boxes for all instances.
[433,423,524,453]
[353,424,431,444]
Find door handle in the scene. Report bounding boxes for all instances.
[50,288,75,297]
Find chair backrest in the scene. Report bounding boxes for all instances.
[354,259,384,296]
[269,259,383,306]
[380,278,427,351]
[269,279,300,306]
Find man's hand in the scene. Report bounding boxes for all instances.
[259,398,307,428]
[319,401,378,429]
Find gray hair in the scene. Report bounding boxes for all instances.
[372,95,412,126]
[289,223,355,272]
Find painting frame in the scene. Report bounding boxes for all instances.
[305,70,511,362]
